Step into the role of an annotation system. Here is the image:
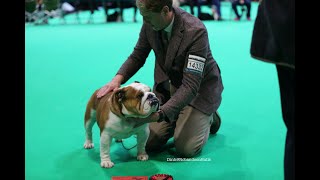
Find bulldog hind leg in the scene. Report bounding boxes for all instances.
[84,108,96,149]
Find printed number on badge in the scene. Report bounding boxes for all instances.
[187,60,204,72]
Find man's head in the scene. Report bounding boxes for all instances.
[136,0,174,31]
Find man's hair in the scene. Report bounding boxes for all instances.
[137,0,173,12]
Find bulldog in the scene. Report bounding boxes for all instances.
[83,81,160,168]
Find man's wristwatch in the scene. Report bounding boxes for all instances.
[157,110,169,123]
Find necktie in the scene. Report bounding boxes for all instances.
[161,30,169,53]
[159,30,169,68]
[159,30,170,92]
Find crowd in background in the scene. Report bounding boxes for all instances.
[25,0,258,25]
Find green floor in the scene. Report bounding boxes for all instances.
[25,2,286,180]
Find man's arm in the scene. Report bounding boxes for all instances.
[97,24,152,98]
[117,23,152,84]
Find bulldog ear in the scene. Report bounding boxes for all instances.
[115,88,125,102]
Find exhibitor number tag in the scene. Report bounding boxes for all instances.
[185,54,206,75]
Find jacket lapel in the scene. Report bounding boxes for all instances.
[164,7,184,72]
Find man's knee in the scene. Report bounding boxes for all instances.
[175,139,203,158]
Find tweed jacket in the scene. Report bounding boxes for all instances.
[117,7,223,122]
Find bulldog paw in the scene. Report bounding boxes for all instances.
[100,160,114,168]
[83,140,94,149]
[137,153,149,161]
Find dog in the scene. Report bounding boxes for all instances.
[83,81,159,168]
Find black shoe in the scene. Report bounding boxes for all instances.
[210,111,221,134]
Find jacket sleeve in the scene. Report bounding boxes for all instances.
[117,23,152,84]
[161,28,209,122]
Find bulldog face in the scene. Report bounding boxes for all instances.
[114,82,159,118]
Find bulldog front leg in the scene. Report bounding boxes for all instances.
[136,125,150,161]
[100,131,114,168]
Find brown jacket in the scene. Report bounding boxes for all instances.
[117,7,223,122]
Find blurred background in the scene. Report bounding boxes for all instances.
[25,0,260,25]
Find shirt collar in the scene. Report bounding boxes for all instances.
[163,15,175,33]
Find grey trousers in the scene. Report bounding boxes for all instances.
[146,105,213,157]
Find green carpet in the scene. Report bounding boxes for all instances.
[25,2,286,180]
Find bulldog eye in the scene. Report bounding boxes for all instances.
[137,93,144,99]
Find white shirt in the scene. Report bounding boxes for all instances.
[163,15,175,40]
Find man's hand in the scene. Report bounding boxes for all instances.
[97,75,124,98]
[133,112,160,128]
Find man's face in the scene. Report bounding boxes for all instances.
[137,2,167,31]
